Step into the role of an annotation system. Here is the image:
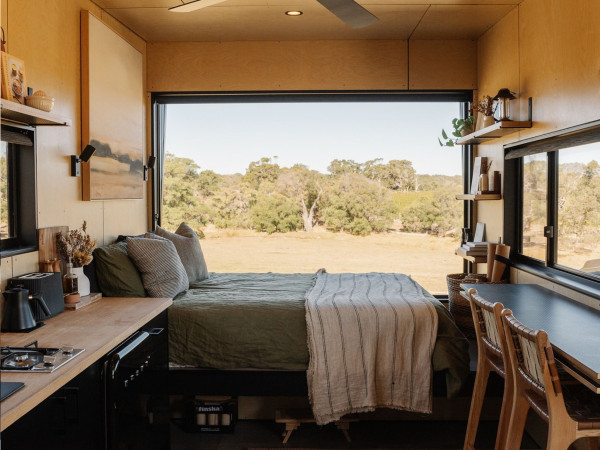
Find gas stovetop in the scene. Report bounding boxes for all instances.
[1,342,85,373]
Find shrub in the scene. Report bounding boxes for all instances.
[250,193,302,234]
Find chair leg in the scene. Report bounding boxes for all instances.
[546,427,575,450]
[505,392,530,450]
[464,362,491,450]
[494,373,514,450]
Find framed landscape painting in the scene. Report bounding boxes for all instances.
[81,11,144,200]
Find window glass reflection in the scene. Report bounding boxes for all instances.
[557,143,600,277]
[522,153,547,261]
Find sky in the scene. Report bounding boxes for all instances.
[164,101,463,176]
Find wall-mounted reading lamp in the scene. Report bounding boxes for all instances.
[70,144,96,177]
[144,155,156,181]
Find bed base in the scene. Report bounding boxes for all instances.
[168,368,468,397]
[169,369,309,396]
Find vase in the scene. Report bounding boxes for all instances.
[478,173,489,192]
[482,115,495,128]
[72,266,90,296]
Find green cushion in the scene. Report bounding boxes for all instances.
[93,241,146,297]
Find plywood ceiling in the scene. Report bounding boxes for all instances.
[93,0,521,42]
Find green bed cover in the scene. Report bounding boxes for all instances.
[170,272,470,397]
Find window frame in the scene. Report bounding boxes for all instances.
[0,123,38,257]
[151,90,474,228]
[504,120,600,299]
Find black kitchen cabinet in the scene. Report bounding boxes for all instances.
[2,310,169,450]
[2,359,105,450]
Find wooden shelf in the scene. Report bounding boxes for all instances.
[455,247,487,263]
[456,193,502,201]
[1,100,71,126]
[456,120,532,145]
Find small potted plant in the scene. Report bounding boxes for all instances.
[57,221,97,297]
[438,116,476,147]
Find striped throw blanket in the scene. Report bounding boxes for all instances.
[305,272,439,424]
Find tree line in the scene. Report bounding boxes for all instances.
[162,154,463,237]
[524,159,600,250]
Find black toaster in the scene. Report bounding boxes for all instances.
[8,273,65,320]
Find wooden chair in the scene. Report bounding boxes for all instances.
[464,288,513,450]
[502,311,600,449]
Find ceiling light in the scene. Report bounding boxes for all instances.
[285,10,303,16]
[169,0,227,13]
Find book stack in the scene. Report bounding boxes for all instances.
[457,241,490,257]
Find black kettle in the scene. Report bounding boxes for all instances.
[1,288,51,332]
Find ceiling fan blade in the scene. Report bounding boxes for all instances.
[168,0,228,13]
[316,0,378,29]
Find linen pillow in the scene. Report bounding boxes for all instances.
[154,222,208,283]
[126,237,189,298]
[93,241,146,297]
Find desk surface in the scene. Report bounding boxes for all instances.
[462,283,600,391]
[0,297,172,431]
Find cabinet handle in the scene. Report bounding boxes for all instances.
[110,331,149,380]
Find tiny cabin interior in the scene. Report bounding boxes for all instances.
[1,0,600,449]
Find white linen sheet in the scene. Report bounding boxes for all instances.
[305,271,438,424]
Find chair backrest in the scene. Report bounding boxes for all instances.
[468,289,507,363]
[502,312,563,398]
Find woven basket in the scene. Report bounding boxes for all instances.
[446,273,506,339]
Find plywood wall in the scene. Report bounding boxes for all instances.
[0,0,148,284]
[147,39,477,92]
[475,0,600,302]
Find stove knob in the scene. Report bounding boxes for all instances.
[130,374,135,381]
[124,380,128,388]
[43,355,56,366]
[139,365,144,372]
[135,370,139,376]
[62,345,74,354]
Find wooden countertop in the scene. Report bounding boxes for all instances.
[0,297,172,431]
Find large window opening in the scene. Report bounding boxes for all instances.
[506,120,600,291]
[155,94,469,294]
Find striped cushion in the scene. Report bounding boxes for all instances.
[155,223,208,284]
[126,237,189,298]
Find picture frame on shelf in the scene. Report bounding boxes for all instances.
[470,156,487,194]
[1,51,27,104]
[473,222,485,242]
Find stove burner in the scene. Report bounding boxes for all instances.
[2,351,44,370]
[0,346,85,373]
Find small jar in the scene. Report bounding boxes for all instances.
[63,261,78,294]
[478,173,489,192]
[43,260,53,273]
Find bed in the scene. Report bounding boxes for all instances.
[168,271,470,414]
[91,233,470,421]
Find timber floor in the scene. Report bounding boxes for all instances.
[170,418,540,449]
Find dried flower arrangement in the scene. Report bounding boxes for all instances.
[57,221,97,267]
[477,95,495,117]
